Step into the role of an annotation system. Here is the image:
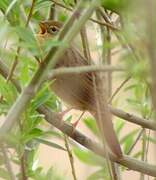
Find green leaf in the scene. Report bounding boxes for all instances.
[114,119,125,137]
[5,0,18,16]
[87,168,109,180]
[73,148,105,167]
[83,117,99,136]
[34,1,52,13]
[19,57,30,86]
[120,129,139,154]
[22,128,44,143]
[14,26,40,56]
[35,138,66,151]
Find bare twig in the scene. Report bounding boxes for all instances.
[127,129,144,155]
[20,153,28,180]
[64,135,77,180]
[109,106,156,131]
[108,76,131,103]
[48,65,124,79]
[146,0,156,111]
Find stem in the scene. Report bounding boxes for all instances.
[64,135,77,180]
[127,129,144,155]
[140,129,146,180]
[48,65,124,79]
[108,76,131,103]
[20,153,28,180]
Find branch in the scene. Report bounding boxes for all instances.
[47,65,124,79]
[0,61,156,177]
[109,106,156,131]
[0,0,100,135]
[146,0,156,111]
[39,106,156,177]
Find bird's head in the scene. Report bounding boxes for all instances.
[38,20,63,37]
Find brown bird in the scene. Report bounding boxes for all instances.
[38,20,122,157]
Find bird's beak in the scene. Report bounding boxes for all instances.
[39,22,46,34]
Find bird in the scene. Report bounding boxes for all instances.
[37,20,122,158]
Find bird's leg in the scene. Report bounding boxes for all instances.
[71,111,85,130]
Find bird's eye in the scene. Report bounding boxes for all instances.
[49,26,59,34]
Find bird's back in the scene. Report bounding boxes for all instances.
[50,45,95,111]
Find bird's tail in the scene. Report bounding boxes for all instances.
[91,111,122,158]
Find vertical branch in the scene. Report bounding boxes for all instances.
[49,3,56,20]
[146,0,156,111]
[80,26,91,60]
[96,9,122,180]
[140,129,146,180]
[145,0,156,167]
[64,135,77,180]
[80,20,116,180]
[20,152,28,180]
[105,18,112,97]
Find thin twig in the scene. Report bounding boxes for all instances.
[140,129,146,180]
[64,135,77,180]
[98,8,139,62]
[20,153,28,180]
[109,106,156,131]
[108,76,131,103]
[48,65,124,79]
[127,129,144,155]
